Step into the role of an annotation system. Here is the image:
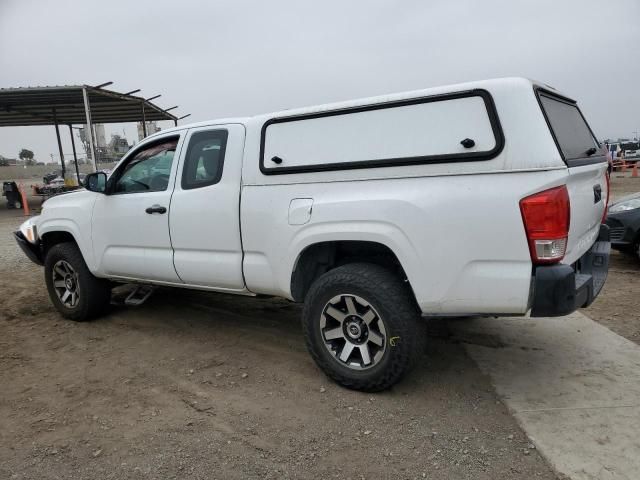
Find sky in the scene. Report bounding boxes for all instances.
[1,0,639,163]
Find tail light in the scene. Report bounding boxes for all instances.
[520,185,570,264]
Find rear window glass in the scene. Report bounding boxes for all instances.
[538,93,599,161]
[621,142,639,151]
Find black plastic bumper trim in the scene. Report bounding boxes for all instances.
[14,231,44,266]
[530,225,610,317]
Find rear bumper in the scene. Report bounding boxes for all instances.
[530,225,610,317]
[14,231,44,266]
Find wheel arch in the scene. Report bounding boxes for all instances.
[290,239,417,304]
[41,230,77,253]
[39,221,96,272]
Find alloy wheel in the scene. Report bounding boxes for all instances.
[320,294,387,370]
[52,260,80,308]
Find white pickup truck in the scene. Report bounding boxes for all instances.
[16,77,610,391]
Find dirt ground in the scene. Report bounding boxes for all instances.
[583,171,640,344]
[0,211,561,479]
[3,172,638,480]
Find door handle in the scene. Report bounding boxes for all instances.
[593,184,602,204]
[145,204,167,214]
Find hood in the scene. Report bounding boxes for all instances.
[41,188,92,208]
[610,191,640,207]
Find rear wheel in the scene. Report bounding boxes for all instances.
[302,263,425,392]
[44,242,111,321]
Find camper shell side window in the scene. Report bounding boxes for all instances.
[260,89,505,175]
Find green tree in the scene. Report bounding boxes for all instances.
[19,148,35,165]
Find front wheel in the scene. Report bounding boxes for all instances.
[302,263,425,392]
[44,242,111,321]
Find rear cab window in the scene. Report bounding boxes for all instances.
[536,89,604,166]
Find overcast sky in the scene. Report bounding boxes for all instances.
[1,0,639,163]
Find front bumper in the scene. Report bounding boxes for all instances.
[530,225,610,317]
[14,231,44,266]
[606,214,637,248]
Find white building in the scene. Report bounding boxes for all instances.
[137,121,161,141]
[95,124,107,148]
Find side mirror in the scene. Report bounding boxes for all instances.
[85,172,107,193]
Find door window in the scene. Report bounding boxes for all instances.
[113,138,179,194]
[181,130,228,190]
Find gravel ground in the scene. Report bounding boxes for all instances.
[584,250,640,343]
[582,171,640,344]
[2,172,637,479]
[0,205,559,479]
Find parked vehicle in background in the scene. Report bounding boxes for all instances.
[15,78,610,391]
[607,193,640,259]
[621,142,640,161]
[47,177,65,187]
[2,181,22,209]
[43,171,61,184]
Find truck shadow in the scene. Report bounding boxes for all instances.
[104,285,502,397]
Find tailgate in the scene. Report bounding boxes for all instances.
[564,163,608,264]
[536,88,608,264]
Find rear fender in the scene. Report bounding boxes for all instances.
[287,220,421,298]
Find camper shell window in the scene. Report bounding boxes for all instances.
[260,89,504,175]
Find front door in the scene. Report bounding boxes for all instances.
[92,134,184,282]
[168,124,246,290]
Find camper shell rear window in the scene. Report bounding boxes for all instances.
[260,89,504,175]
[536,88,604,167]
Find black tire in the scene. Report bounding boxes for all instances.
[302,263,425,392]
[44,242,111,321]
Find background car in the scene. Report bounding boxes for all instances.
[43,171,61,184]
[606,192,640,258]
[621,142,640,161]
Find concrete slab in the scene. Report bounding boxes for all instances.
[448,312,640,480]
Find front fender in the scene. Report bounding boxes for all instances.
[34,190,98,271]
[37,219,96,271]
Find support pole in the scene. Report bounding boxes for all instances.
[174,118,178,127]
[141,101,147,138]
[52,108,66,179]
[69,124,81,184]
[82,86,98,172]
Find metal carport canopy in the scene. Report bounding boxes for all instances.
[0,84,177,126]
[0,84,184,177]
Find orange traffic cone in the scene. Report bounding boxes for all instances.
[622,160,628,172]
[633,162,639,178]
